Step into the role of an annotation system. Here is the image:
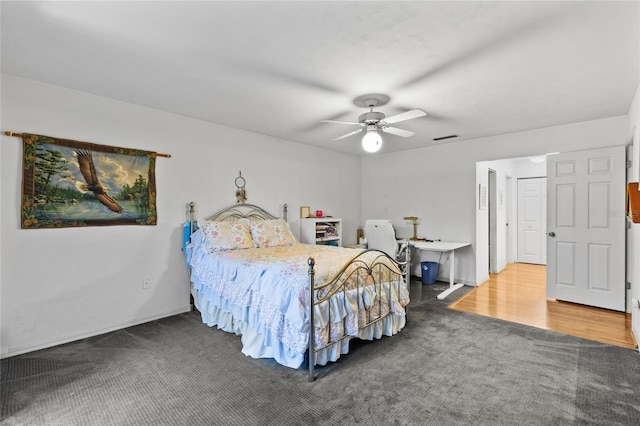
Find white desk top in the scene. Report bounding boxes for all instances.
[409,241,470,252]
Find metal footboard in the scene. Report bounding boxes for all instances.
[307,250,405,382]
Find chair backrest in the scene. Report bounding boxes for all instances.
[364,219,398,258]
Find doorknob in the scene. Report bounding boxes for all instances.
[548,232,556,237]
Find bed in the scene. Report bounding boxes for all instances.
[186,202,409,381]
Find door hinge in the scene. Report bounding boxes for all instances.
[627,282,631,290]
[626,160,632,169]
[627,220,632,230]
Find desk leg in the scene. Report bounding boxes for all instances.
[437,249,464,300]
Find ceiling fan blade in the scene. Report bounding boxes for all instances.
[382,109,427,125]
[333,128,363,141]
[321,119,362,126]
[382,127,415,138]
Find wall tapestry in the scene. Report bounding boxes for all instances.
[21,133,157,228]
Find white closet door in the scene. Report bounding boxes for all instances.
[517,178,546,265]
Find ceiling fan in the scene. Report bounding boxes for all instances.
[321,94,427,152]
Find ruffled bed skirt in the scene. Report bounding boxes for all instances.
[191,284,406,369]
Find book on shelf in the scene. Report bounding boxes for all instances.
[325,225,337,236]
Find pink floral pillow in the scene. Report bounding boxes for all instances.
[200,220,254,252]
[250,218,298,248]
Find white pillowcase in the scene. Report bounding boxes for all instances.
[200,219,254,252]
[249,218,298,248]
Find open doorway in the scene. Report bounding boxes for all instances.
[476,156,547,283]
[477,146,627,313]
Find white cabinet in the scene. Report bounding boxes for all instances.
[300,218,342,246]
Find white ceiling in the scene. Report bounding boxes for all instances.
[2,1,639,156]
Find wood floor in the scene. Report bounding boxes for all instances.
[448,263,637,349]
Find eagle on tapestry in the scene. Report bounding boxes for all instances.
[74,150,124,214]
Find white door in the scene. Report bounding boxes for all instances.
[518,178,546,264]
[541,180,547,265]
[546,146,626,311]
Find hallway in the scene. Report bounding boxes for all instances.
[448,263,636,349]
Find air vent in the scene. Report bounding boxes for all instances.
[433,134,458,141]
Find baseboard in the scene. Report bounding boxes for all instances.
[1,305,191,359]
[435,278,476,287]
[411,274,476,287]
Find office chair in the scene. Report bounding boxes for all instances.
[364,219,410,279]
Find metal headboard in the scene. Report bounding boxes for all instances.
[189,202,288,232]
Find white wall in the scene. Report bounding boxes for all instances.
[0,75,362,357]
[362,115,630,285]
[2,74,636,357]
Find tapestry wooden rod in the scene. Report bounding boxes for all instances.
[3,131,172,158]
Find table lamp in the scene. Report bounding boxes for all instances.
[404,216,419,240]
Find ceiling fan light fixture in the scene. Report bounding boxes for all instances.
[362,126,382,153]
[322,93,424,151]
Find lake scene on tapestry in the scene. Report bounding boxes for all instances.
[21,133,157,228]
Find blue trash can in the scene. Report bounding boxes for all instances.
[421,261,439,285]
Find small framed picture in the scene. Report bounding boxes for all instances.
[300,206,310,218]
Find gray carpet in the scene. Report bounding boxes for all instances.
[2,281,640,426]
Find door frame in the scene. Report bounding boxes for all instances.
[505,175,514,263]
[488,169,498,273]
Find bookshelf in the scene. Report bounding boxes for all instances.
[300,218,342,246]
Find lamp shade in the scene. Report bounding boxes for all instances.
[362,127,382,153]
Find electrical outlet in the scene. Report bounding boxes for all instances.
[143,278,151,289]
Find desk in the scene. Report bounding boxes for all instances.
[410,241,470,300]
